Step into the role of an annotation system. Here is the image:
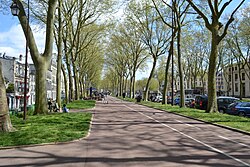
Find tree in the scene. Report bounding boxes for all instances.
[55,0,63,109]
[13,0,57,114]
[105,35,129,96]
[151,0,177,105]
[61,0,115,101]
[186,0,246,113]
[112,22,148,98]
[0,62,15,132]
[78,37,104,98]
[6,83,15,93]
[127,0,170,101]
[182,28,210,93]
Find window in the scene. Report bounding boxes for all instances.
[229,68,231,72]
[235,83,238,92]
[235,74,238,81]
[241,102,250,107]
[242,73,245,81]
[218,99,224,103]
[229,75,231,82]
[235,67,237,71]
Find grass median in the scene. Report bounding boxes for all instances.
[136,100,250,133]
[0,100,95,148]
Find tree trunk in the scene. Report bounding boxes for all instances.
[73,64,79,100]
[0,62,15,132]
[238,66,243,100]
[15,0,57,114]
[132,70,136,98]
[66,56,73,101]
[206,31,219,113]
[162,49,172,105]
[34,62,49,114]
[61,65,68,104]
[144,58,157,101]
[56,0,63,108]
[119,75,122,96]
[177,26,185,107]
[129,76,133,98]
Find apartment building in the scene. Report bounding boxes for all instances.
[223,62,250,98]
[0,53,65,110]
[176,73,226,96]
[175,75,208,95]
[0,54,29,110]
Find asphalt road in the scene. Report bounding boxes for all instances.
[0,96,250,167]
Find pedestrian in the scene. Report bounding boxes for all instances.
[62,104,69,113]
[48,99,52,112]
[122,92,126,98]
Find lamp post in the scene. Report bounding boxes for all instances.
[10,2,19,16]
[10,0,30,120]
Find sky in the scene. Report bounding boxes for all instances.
[0,13,46,63]
[0,1,248,75]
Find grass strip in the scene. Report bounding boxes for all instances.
[1,100,95,147]
[139,101,250,133]
[66,100,95,109]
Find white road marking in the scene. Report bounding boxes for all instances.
[218,135,250,149]
[124,105,250,167]
[175,119,201,130]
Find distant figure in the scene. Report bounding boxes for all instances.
[101,93,108,104]
[62,104,69,113]
[48,100,52,112]
[122,92,126,98]
[90,87,93,98]
[150,95,153,101]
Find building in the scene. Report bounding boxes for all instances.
[0,53,65,110]
[47,54,57,100]
[176,75,208,96]
[216,72,224,96]
[223,62,250,98]
[0,54,30,110]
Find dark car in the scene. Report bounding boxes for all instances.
[194,95,208,110]
[226,102,250,117]
[174,97,180,105]
[217,96,240,113]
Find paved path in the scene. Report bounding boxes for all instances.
[1,96,250,167]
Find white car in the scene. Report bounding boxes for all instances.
[155,95,163,102]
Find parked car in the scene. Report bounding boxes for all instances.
[185,98,195,107]
[217,96,240,113]
[195,95,240,112]
[174,97,180,105]
[194,95,208,110]
[226,102,250,117]
[154,95,162,102]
